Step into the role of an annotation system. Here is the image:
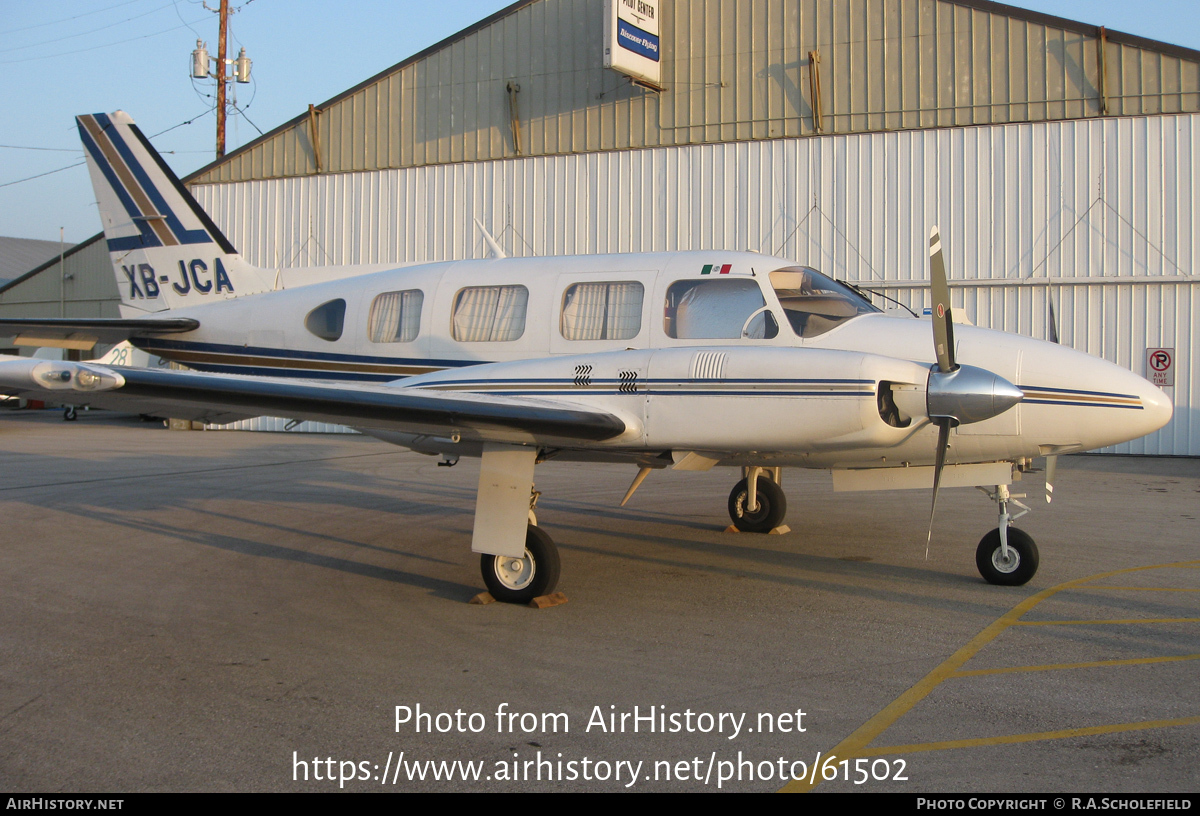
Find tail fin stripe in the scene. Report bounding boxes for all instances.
[79,125,164,252]
[92,113,213,248]
[126,121,237,255]
[78,115,175,248]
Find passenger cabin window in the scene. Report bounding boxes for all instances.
[663,279,778,339]
[452,285,529,342]
[368,290,423,343]
[561,282,644,341]
[769,266,880,338]
[305,298,346,342]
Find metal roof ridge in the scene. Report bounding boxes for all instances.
[181,0,538,185]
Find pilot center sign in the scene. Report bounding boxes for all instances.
[604,0,662,87]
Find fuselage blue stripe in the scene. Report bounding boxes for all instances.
[181,363,400,382]
[135,337,477,368]
[1022,399,1143,410]
[1018,385,1140,400]
[422,377,872,386]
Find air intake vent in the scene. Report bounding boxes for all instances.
[690,351,726,381]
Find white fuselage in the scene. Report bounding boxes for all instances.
[127,250,1172,469]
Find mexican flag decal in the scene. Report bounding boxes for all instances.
[700,263,732,275]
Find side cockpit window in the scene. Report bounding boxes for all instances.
[368,290,423,343]
[663,278,778,339]
[452,285,529,342]
[305,298,346,342]
[769,266,880,338]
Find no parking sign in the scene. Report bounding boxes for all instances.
[1147,348,1174,387]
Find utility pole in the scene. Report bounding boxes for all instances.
[215,0,228,157]
[191,1,251,158]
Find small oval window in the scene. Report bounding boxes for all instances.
[305,298,346,341]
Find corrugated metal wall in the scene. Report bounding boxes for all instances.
[193,112,1199,455]
[0,236,117,321]
[189,0,1200,184]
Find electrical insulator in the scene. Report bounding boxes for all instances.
[235,48,252,83]
[191,40,209,79]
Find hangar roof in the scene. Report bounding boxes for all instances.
[187,0,1200,185]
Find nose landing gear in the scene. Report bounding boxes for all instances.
[975,484,1038,585]
[728,467,787,533]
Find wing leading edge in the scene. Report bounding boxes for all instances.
[0,356,628,444]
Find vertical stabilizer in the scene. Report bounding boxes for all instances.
[77,111,271,313]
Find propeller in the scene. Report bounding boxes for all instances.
[926,226,957,551]
[1044,295,1060,502]
[924,226,1024,550]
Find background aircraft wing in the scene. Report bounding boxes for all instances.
[0,356,627,444]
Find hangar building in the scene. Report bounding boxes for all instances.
[3,0,1198,454]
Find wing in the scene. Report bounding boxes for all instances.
[0,317,199,349]
[0,356,627,445]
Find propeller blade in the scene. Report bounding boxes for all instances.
[928,226,956,373]
[1045,454,1057,504]
[1048,295,1060,344]
[926,418,952,556]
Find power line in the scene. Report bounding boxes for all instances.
[232,104,264,137]
[0,16,208,64]
[0,0,144,36]
[148,108,213,139]
[0,110,213,188]
[0,161,86,189]
[0,1,177,54]
[0,145,81,153]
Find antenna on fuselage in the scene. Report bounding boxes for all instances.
[473,219,508,259]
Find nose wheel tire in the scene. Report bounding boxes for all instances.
[480,524,561,604]
[728,475,787,533]
[975,527,1039,586]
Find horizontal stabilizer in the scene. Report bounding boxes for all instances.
[0,317,199,348]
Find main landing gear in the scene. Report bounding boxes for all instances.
[480,523,561,604]
[974,483,1039,586]
[727,466,787,533]
[472,447,561,604]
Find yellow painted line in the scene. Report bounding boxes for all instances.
[779,559,1200,793]
[868,715,1200,756]
[1086,586,1200,592]
[951,653,1200,677]
[1013,617,1200,626]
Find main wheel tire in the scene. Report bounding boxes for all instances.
[975,527,1039,586]
[480,524,561,604]
[727,475,787,533]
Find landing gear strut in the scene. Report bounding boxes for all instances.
[728,467,787,533]
[480,524,561,604]
[975,483,1039,585]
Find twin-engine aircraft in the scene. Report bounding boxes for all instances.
[0,112,1173,602]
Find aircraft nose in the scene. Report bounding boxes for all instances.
[1134,377,1174,436]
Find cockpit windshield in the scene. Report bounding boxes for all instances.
[769,266,880,338]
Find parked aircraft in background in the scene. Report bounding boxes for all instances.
[0,112,1173,602]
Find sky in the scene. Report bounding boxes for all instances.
[1,0,1197,248]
